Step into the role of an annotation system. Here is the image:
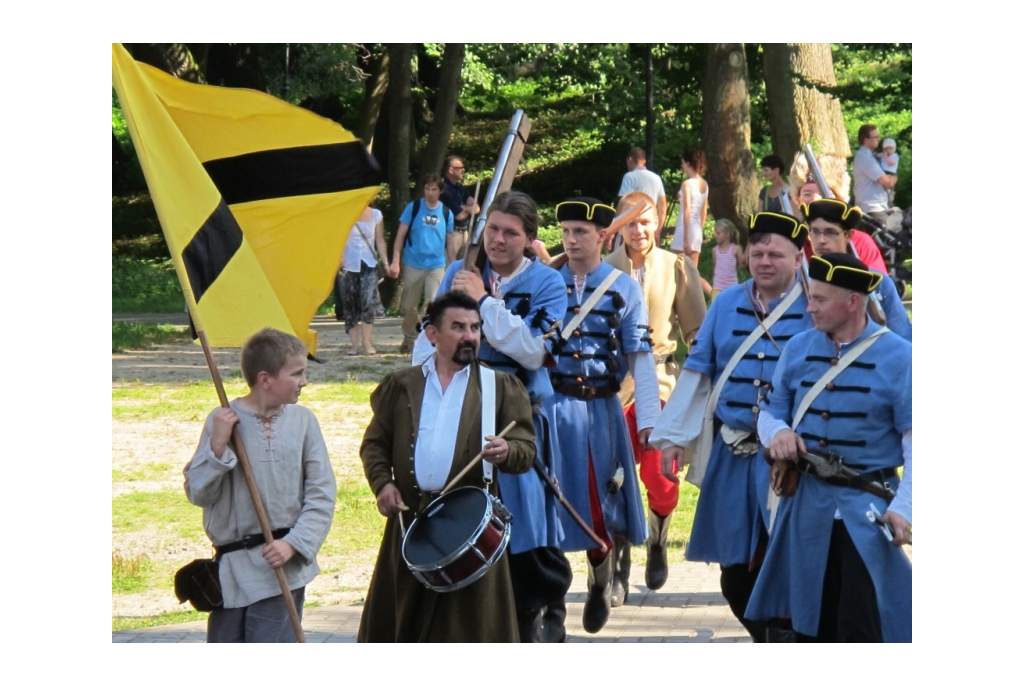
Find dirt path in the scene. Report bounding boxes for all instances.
[113,314,409,384]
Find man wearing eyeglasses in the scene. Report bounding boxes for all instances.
[803,199,912,342]
[852,125,896,225]
[441,155,479,264]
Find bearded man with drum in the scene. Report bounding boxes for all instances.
[358,291,536,642]
[412,191,573,642]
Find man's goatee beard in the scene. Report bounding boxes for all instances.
[453,346,476,366]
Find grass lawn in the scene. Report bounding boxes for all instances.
[112,373,702,630]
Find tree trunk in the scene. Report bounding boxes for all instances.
[204,43,268,91]
[355,48,390,150]
[113,131,135,195]
[127,44,205,83]
[420,44,466,179]
[645,44,654,162]
[702,44,760,236]
[762,43,851,166]
[388,44,414,220]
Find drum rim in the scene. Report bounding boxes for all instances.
[417,526,511,592]
[402,487,496,570]
[401,487,512,592]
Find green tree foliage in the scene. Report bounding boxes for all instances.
[113,43,912,256]
[831,44,913,208]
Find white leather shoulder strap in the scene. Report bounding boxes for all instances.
[480,365,496,481]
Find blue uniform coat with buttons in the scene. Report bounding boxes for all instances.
[544,261,652,551]
[436,258,568,553]
[745,321,912,642]
[683,280,813,566]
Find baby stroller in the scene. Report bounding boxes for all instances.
[859,207,912,299]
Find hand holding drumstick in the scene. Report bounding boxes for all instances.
[442,422,517,495]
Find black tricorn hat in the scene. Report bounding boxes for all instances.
[748,212,808,248]
[556,197,616,228]
[808,252,883,294]
[802,198,862,231]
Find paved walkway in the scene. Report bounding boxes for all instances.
[113,561,749,643]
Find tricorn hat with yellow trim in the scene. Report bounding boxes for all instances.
[802,198,862,231]
[808,252,883,294]
[556,197,616,228]
[748,212,808,248]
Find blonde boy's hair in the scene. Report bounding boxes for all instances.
[240,328,307,387]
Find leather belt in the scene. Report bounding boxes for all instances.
[553,383,617,400]
[453,226,470,233]
[215,528,291,555]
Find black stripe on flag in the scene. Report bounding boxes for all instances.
[203,142,381,205]
[182,200,243,303]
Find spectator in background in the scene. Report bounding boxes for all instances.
[852,124,896,225]
[389,174,455,353]
[878,138,900,207]
[440,155,479,264]
[756,154,792,215]
[618,147,667,240]
[708,218,746,300]
[339,205,388,355]
[670,149,709,267]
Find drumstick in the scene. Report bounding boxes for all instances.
[440,421,517,496]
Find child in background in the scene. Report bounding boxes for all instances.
[878,138,899,206]
[184,328,336,642]
[708,219,746,300]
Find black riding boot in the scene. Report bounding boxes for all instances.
[610,535,631,607]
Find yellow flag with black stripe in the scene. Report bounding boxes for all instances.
[112,43,380,354]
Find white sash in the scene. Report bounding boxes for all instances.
[686,281,805,488]
[561,269,622,340]
[766,327,889,532]
[480,366,496,482]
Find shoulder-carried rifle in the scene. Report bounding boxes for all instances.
[803,144,886,325]
[463,109,531,272]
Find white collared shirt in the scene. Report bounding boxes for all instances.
[414,355,472,491]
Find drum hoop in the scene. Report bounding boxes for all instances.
[401,487,512,592]
[402,487,498,572]
[420,528,511,592]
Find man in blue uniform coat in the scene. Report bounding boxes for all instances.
[412,191,572,642]
[545,197,661,634]
[747,252,912,642]
[650,212,813,642]
[802,198,911,342]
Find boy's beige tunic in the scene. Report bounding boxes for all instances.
[605,245,707,404]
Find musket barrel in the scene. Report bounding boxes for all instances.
[803,144,833,200]
[469,110,531,250]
